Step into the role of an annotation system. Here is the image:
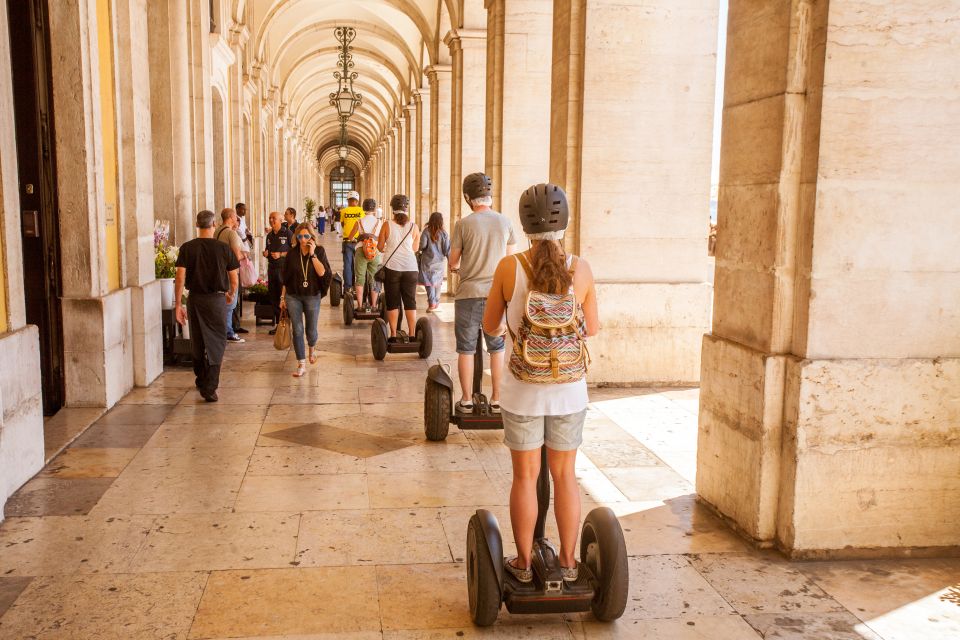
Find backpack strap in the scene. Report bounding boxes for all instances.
[516,252,535,282]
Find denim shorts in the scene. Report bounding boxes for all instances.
[454,298,505,354]
[502,409,587,452]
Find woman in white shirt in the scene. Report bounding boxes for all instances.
[377,194,421,340]
[483,183,599,585]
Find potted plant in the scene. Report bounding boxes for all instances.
[154,220,178,310]
[247,278,275,325]
[304,197,316,224]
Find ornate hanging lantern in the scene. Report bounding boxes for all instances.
[329,27,362,119]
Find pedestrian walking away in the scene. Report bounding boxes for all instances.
[339,191,365,290]
[419,211,450,311]
[174,210,240,403]
[281,222,332,377]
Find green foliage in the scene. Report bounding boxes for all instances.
[304,197,317,221]
[155,244,177,279]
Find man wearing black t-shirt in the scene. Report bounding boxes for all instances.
[174,210,240,402]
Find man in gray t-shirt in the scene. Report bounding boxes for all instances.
[449,172,517,412]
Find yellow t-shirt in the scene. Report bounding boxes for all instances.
[340,206,365,240]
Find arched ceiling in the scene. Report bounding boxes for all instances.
[242,0,475,168]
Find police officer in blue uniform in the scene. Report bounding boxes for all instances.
[263,210,293,334]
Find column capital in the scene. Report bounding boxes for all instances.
[424,64,452,84]
[403,103,416,115]
[413,89,428,104]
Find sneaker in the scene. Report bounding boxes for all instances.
[201,391,218,403]
[561,563,579,582]
[504,557,532,583]
[490,401,501,414]
[227,335,245,343]
[236,327,249,334]
[455,400,474,413]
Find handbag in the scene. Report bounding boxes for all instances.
[374,223,414,283]
[239,255,258,288]
[273,308,292,350]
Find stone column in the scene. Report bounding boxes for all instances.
[446,30,487,225]
[403,104,416,223]
[414,89,430,225]
[549,0,715,384]
[485,0,552,227]
[115,0,162,387]
[0,0,43,519]
[698,0,960,557]
[147,0,194,245]
[397,117,407,202]
[186,0,214,211]
[426,65,452,225]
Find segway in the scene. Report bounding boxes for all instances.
[329,273,342,307]
[466,446,629,625]
[424,333,501,441]
[371,300,432,360]
[343,273,384,325]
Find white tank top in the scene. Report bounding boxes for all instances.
[383,220,418,271]
[499,254,589,416]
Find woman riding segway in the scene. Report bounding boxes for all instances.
[463,182,627,625]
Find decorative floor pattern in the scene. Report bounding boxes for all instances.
[1,234,958,639]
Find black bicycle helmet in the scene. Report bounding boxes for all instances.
[390,194,410,211]
[462,172,493,202]
[518,183,569,235]
[362,198,377,212]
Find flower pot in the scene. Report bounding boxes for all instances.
[159,277,176,310]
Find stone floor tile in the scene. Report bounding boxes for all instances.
[40,447,140,478]
[42,407,106,460]
[367,471,508,508]
[579,439,663,468]
[246,444,365,475]
[383,624,576,639]
[91,470,245,515]
[188,567,381,638]
[163,404,269,425]
[146,422,263,449]
[264,403,362,424]
[178,387,277,405]
[605,496,751,556]
[689,553,847,615]
[621,555,735,620]
[118,386,189,405]
[0,572,207,639]
[438,504,565,563]
[234,474,369,512]
[271,385,360,405]
[95,403,176,425]
[262,422,413,458]
[795,558,960,640]
[4,477,115,517]
[70,422,163,449]
[602,466,695,502]
[296,508,451,566]
[124,445,253,476]
[0,514,152,575]
[0,577,33,618]
[743,612,883,639]
[365,442,483,473]
[377,563,471,630]
[578,616,761,639]
[150,370,199,388]
[131,512,300,572]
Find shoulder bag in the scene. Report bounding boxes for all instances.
[374,223,414,283]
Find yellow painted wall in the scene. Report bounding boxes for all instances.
[96,0,120,290]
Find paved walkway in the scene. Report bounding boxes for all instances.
[1,234,957,639]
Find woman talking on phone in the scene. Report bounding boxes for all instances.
[280,222,332,377]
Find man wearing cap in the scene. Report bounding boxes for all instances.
[339,191,365,292]
[448,172,516,413]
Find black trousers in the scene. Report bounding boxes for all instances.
[232,295,242,331]
[267,262,284,323]
[187,293,228,395]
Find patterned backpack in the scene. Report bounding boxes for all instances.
[508,253,590,384]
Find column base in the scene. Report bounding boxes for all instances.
[0,326,44,522]
[698,333,960,557]
[589,282,711,384]
[132,281,163,387]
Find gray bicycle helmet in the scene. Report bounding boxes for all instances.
[362,198,377,212]
[462,172,493,202]
[390,194,410,211]
[518,183,569,235]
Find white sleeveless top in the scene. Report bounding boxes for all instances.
[499,254,589,416]
[383,220,418,271]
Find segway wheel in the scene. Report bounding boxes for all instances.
[466,514,501,626]
[371,318,389,360]
[424,376,451,441]
[580,507,629,621]
[342,291,354,326]
[416,317,433,359]
[330,279,342,307]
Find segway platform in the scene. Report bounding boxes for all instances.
[370,304,432,360]
[424,333,502,441]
